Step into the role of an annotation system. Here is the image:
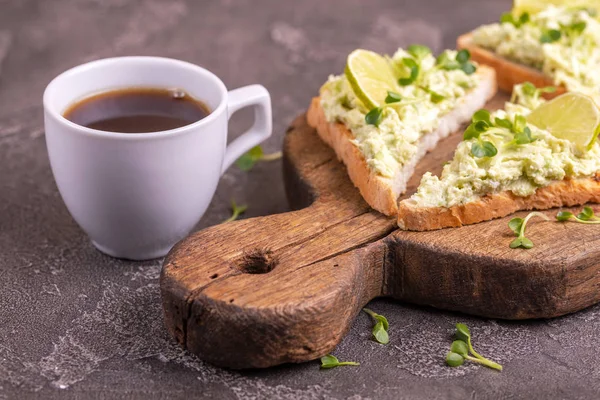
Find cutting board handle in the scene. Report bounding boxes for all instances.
[160,116,396,368]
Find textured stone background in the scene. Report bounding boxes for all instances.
[1,0,600,399]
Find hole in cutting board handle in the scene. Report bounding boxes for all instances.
[235,248,278,274]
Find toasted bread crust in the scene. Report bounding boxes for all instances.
[307,98,399,215]
[307,66,496,216]
[397,174,600,231]
[457,33,566,98]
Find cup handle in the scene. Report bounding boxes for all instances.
[221,85,272,174]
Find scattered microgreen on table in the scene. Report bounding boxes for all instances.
[363,308,389,344]
[223,199,247,223]
[557,206,600,224]
[446,323,503,371]
[508,212,550,249]
[320,354,360,369]
[235,145,282,171]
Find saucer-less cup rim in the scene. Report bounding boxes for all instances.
[43,56,272,260]
[43,56,228,140]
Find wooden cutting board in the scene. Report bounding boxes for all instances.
[160,94,600,369]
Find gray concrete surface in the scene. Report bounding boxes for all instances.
[1,0,599,399]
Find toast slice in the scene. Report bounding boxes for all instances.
[398,175,600,231]
[307,65,497,216]
[397,90,600,231]
[457,33,566,98]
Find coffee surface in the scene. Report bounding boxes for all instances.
[63,87,210,133]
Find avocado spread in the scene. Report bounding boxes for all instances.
[411,84,600,208]
[320,48,479,178]
[472,6,600,98]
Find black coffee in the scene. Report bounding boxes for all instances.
[63,87,210,133]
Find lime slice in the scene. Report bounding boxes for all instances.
[513,0,600,16]
[527,92,600,151]
[345,49,400,109]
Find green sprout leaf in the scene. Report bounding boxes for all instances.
[456,49,470,64]
[472,109,491,125]
[455,323,471,343]
[541,29,561,43]
[495,117,513,130]
[500,12,514,24]
[514,127,534,144]
[385,91,402,104]
[450,323,503,371]
[446,352,464,367]
[363,308,389,344]
[399,58,419,86]
[407,44,431,61]
[320,354,360,369]
[577,206,595,221]
[556,211,574,221]
[556,206,600,224]
[436,51,460,70]
[460,62,476,75]
[437,49,475,74]
[522,81,537,96]
[508,211,550,249]
[508,217,523,235]
[463,123,481,140]
[223,199,248,223]
[500,12,529,27]
[429,90,445,103]
[540,86,557,93]
[474,120,489,132]
[236,146,263,171]
[235,145,282,171]
[450,340,469,357]
[513,114,527,133]
[471,140,497,158]
[365,107,384,126]
[372,321,389,344]
[570,21,587,35]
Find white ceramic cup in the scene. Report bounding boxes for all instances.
[43,56,272,260]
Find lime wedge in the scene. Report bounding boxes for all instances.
[345,49,400,109]
[513,0,600,16]
[527,92,600,151]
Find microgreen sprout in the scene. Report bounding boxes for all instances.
[541,29,561,43]
[407,44,431,61]
[436,49,476,75]
[363,308,389,344]
[561,21,587,38]
[463,109,498,158]
[236,145,282,171]
[320,354,360,369]
[421,86,445,103]
[365,91,423,126]
[446,323,503,371]
[520,82,557,97]
[508,212,550,249]
[365,107,384,126]
[399,57,419,86]
[223,199,247,223]
[500,11,530,28]
[557,206,600,224]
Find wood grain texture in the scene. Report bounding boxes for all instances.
[161,94,600,369]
